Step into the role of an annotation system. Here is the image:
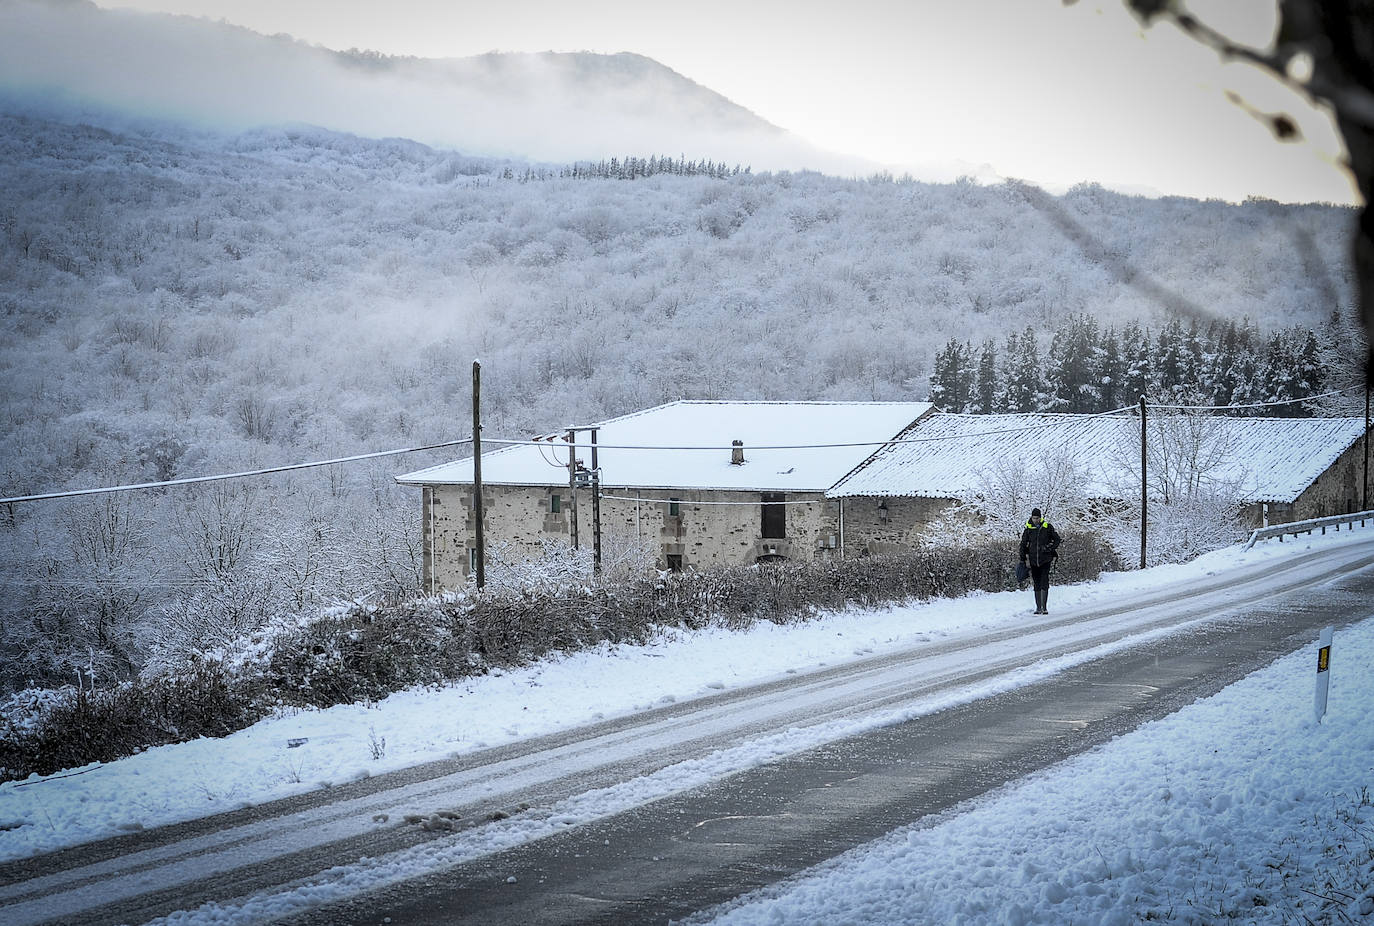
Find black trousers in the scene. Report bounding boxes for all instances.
[1029,562,1053,611]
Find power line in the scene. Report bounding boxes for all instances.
[3,388,1363,507]
[0,437,473,506]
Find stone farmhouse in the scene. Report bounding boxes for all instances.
[827,411,1370,549]
[398,403,1368,589]
[396,400,934,591]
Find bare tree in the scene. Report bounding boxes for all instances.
[22,494,160,684]
[253,504,347,611]
[173,483,257,582]
[1106,411,1248,563]
[140,572,278,675]
[923,444,1096,544]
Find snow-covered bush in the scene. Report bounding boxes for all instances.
[139,572,281,676]
[0,661,258,782]
[479,531,659,594]
[0,536,1114,780]
[481,538,594,594]
[920,442,1097,546]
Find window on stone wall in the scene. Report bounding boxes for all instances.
[761,492,785,539]
[550,493,561,514]
[669,498,680,517]
[666,554,683,572]
[468,547,478,572]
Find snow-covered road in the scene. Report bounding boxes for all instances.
[2,532,1372,925]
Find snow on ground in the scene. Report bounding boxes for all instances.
[691,607,1374,926]
[1,530,1371,923]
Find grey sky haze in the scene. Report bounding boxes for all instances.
[77,0,1359,203]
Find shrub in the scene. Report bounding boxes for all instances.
[0,662,261,781]
[0,534,1119,780]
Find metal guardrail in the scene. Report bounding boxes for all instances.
[1242,509,1374,550]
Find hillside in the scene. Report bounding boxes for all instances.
[0,97,1361,690]
[0,107,1358,476]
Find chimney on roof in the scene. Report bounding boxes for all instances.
[730,439,745,465]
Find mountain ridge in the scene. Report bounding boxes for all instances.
[0,0,851,171]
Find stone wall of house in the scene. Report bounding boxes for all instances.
[839,495,958,556]
[424,483,572,590]
[1290,436,1369,521]
[594,488,843,568]
[423,483,847,589]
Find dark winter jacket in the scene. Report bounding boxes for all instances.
[1019,519,1061,568]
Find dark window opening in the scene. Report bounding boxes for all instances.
[666,554,683,572]
[550,494,561,514]
[761,492,786,539]
[669,498,681,517]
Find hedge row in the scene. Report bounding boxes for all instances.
[1,533,1117,780]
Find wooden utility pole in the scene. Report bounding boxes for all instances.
[1140,394,1148,570]
[1365,381,1370,510]
[566,428,580,549]
[472,360,485,590]
[590,426,602,573]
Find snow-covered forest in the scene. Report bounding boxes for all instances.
[0,100,1362,693]
[928,315,1351,415]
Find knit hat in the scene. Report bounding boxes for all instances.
[1030,508,1042,518]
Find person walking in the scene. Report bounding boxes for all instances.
[1019,507,1061,614]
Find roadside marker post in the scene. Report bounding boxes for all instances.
[1314,626,1333,724]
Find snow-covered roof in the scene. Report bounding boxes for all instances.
[397,400,934,493]
[827,412,1367,504]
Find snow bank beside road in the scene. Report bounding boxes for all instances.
[694,613,1374,925]
[0,528,1370,865]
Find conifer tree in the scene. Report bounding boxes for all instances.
[973,338,998,414]
[1261,332,1302,415]
[1154,319,1186,396]
[1292,330,1324,413]
[929,339,974,412]
[1176,319,1206,402]
[999,329,1022,412]
[1120,322,1152,404]
[1098,328,1123,412]
[1208,336,1241,408]
[1047,314,1101,413]
[1002,326,1044,413]
[1229,353,1265,415]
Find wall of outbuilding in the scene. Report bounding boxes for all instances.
[837,495,958,556]
[1288,436,1368,522]
[421,483,847,590]
[1233,437,1367,528]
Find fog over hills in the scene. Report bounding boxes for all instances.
[0,0,871,174]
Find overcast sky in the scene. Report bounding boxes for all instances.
[87,0,1356,204]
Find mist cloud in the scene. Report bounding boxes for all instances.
[0,0,874,174]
